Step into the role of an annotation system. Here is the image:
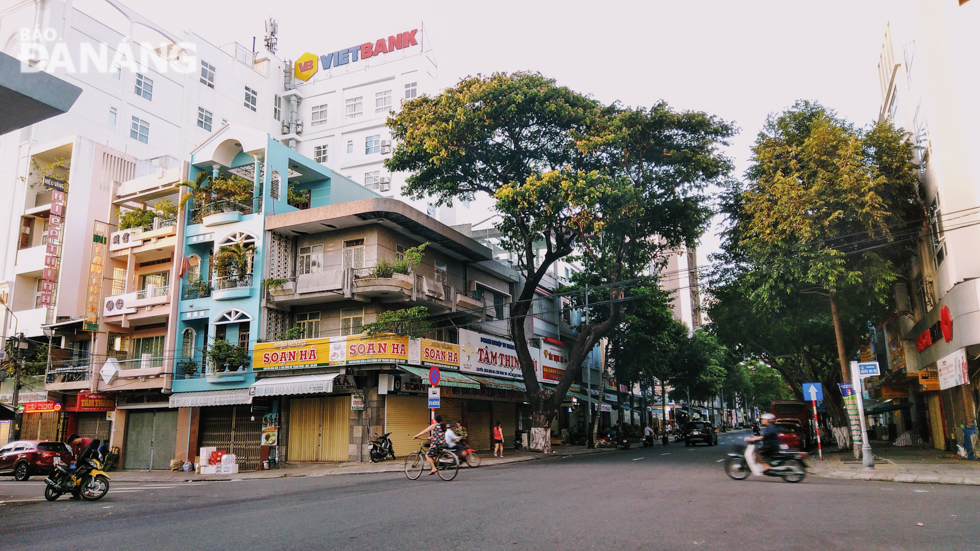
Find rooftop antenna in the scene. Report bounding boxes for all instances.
[264,18,279,55]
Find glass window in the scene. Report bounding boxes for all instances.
[130,116,149,144]
[297,244,323,275]
[343,239,365,270]
[238,322,250,349]
[200,61,215,88]
[345,96,362,119]
[364,171,380,190]
[375,90,392,113]
[244,86,258,112]
[311,104,328,125]
[274,94,282,121]
[34,278,43,308]
[346,140,353,154]
[396,244,405,262]
[139,271,169,292]
[111,267,127,295]
[314,145,328,163]
[340,308,364,337]
[197,107,213,132]
[365,135,381,154]
[181,328,196,359]
[133,335,165,363]
[494,293,505,320]
[427,203,436,217]
[295,311,320,339]
[404,82,418,99]
[111,65,121,80]
[135,73,153,100]
[108,107,117,125]
[435,260,447,284]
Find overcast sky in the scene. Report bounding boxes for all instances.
[76,0,897,266]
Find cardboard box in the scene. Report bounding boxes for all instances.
[220,464,238,474]
[200,447,217,465]
[200,465,218,475]
[221,454,236,466]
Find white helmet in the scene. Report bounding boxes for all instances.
[761,413,776,421]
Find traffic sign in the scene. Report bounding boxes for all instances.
[857,361,880,379]
[428,386,440,409]
[429,366,441,387]
[802,382,823,402]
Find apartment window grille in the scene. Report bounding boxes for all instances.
[295,311,320,339]
[396,244,405,262]
[345,97,362,119]
[404,82,418,99]
[930,197,946,269]
[434,261,448,284]
[311,104,328,126]
[274,94,282,121]
[314,145,328,163]
[343,239,364,271]
[197,107,213,132]
[108,107,117,125]
[135,73,153,100]
[494,293,505,320]
[364,171,380,190]
[200,61,215,88]
[111,267,127,295]
[365,135,381,154]
[244,86,258,112]
[297,244,323,275]
[340,308,364,337]
[375,90,392,113]
[130,117,149,144]
[182,328,196,359]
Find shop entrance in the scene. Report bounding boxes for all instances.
[77,412,111,442]
[288,396,350,462]
[124,409,178,470]
[20,412,60,441]
[199,405,263,469]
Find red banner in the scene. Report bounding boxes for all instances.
[69,391,115,412]
[20,401,62,414]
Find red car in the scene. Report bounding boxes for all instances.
[775,423,804,451]
[0,440,73,481]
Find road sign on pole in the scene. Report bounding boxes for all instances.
[428,386,440,409]
[857,362,880,379]
[429,366,441,387]
[803,382,824,461]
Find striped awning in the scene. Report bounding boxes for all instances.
[169,389,252,408]
[399,366,481,389]
[249,373,340,397]
[466,375,526,392]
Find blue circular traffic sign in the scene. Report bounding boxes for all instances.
[429,366,441,387]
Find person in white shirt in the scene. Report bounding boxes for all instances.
[444,425,471,461]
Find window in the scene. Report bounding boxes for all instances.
[405,82,418,99]
[311,104,328,126]
[345,96,362,119]
[187,255,201,282]
[375,90,392,113]
[346,140,353,154]
[111,267,127,295]
[494,293,505,320]
[34,279,43,308]
[111,65,121,80]
[340,308,364,336]
[295,311,320,339]
[396,244,405,262]
[244,86,258,112]
[197,107,213,132]
[365,135,380,154]
[314,145,328,163]
[343,239,365,271]
[130,116,149,144]
[181,328,196,359]
[930,196,946,269]
[238,322,250,349]
[364,171,380,190]
[888,88,898,121]
[297,244,324,275]
[200,61,215,88]
[274,94,282,121]
[41,219,49,246]
[434,261,447,284]
[133,335,165,363]
[108,107,117,125]
[427,203,436,217]
[139,271,169,292]
[135,73,153,100]
[270,172,280,200]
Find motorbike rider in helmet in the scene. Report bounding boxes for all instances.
[748,413,779,472]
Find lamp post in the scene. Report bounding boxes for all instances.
[9,333,28,442]
[42,325,54,380]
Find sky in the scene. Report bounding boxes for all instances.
[74,0,897,267]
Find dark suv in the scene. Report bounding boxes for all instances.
[684,421,718,446]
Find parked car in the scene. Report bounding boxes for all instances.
[776,418,809,449]
[0,440,73,481]
[775,423,804,451]
[684,421,718,446]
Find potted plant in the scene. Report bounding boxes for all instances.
[179,359,199,378]
[207,339,249,373]
[263,277,292,296]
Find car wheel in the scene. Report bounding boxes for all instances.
[13,462,30,481]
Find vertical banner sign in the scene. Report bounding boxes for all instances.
[40,190,67,308]
[85,222,109,331]
[838,383,863,447]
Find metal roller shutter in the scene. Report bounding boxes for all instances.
[322,396,350,462]
[199,406,262,469]
[440,398,463,427]
[494,402,516,450]
[468,404,492,451]
[286,397,350,462]
[288,398,320,461]
[385,395,429,460]
[77,413,111,442]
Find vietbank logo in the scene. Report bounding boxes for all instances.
[294,28,419,82]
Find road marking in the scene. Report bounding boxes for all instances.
[660,453,670,456]
[632,457,643,461]
[716,459,725,463]
[913,490,929,493]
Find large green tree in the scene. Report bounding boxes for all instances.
[387,72,735,448]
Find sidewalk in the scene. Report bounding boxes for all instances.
[807,443,980,485]
[106,445,611,484]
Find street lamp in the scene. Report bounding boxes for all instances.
[42,325,55,377]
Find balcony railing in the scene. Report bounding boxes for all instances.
[181,281,212,300]
[215,274,253,291]
[116,356,167,370]
[45,363,91,384]
[136,285,170,300]
[189,198,257,225]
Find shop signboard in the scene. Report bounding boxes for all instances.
[333,374,358,393]
[880,385,908,400]
[540,338,568,383]
[40,189,66,307]
[253,337,331,371]
[294,28,421,82]
[419,339,459,369]
[18,401,62,414]
[837,383,862,447]
[330,334,408,366]
[84,222,109,331]
[351,392,365,410]
[72,391,115,412]
[459,329,540,380]
[918,371,940,392]
[883,318,908,372]
[938,348,969,390]
[261,413,279,446]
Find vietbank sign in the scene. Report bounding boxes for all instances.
[294,28,419,81]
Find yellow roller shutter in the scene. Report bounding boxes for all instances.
[322,396,350,462]
[494,402,517,450]
[288,398,322,462]
[385,395,429,460]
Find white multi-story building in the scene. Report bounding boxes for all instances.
[659,246,702,331]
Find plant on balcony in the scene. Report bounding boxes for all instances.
[185,275,212,298]
[262,277,289,294]
[369,259,396,278]
[179,359,199,377]
[368,243,428,278]
[279,326,306,341]
[287,183,310,209]
[117,208,157,231]
[21,157,70,190]
[361,306,432,337]
[181,172,255,223]
[214,243,255,286]
[207,339,249,372]
[155,199,179,226]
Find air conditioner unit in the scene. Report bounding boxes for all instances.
[295,120,304,135]
[379,176,391,192]
[379,182,390,192]
[380,140,391,154]
[281,122,289,135]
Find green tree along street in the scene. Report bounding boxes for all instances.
[387,73,735,449]
[706,101,921,452]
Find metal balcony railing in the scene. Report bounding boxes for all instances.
[189,198,257,225]
[181,281,212,299]
[214,273,253,290]
[116,356,167,369]
[136,285,170,300]
[45,363,92,384]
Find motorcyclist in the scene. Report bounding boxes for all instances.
[643,424,654,445]
[65,434,98,500]
[445,422,470,462]
[748,413,780,471]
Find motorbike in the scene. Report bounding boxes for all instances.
[661,433,670,446]
[44,453,111,501]
[368,432,396,463]
[514,430,524,451]
[450,437,481,468]
[642,434,654,447]
[752,423,761,436]
[618,434,631,450]
[724,439,806,483]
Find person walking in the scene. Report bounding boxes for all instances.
[493,421,504,458]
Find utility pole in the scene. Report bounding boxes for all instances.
[10,333,27,442]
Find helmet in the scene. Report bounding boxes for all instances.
[761,413,776,421]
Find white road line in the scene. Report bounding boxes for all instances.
[716,459,725,463]
[632,457,644,461]
[660,453,670,456]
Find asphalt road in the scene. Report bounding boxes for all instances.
[1,430,977,551]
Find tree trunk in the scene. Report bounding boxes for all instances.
[592,369,607,448]
[829,290,859,458]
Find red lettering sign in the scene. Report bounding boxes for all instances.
[915,330,932,353]
[940,306,953,343]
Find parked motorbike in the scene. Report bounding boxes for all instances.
[44,445,111,502]
[724,439,806,483]
[368,432,396,463]
[618,434,631,450]
[514,430,524,451]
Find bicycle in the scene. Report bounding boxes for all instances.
[404,438,459,481]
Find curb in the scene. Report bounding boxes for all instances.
[807,468,980,486]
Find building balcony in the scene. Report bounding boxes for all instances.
[213,274,253,300]
[192,199,258,227]
[16,308,51,338]
[181,281,212,300]
[14,244,47,277]
[108,224,177,258]
[45,363,92,391]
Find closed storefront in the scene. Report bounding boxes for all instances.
[77,413,111,442]
[385,395,429,460]
[287,396,350,462]
[440,398,463,427]
[467,401,492,451]
[124,409,178,470]
[494,401,516,450]
[199,406,263,469]
[20,412,60,441]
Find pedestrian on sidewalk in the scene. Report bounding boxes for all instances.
[493,422,504,458]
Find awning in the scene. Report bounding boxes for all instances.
[169,389,252,408]
[399,366,481,389]
[542,384,589,403]
[249,373,340,397]
[467,375,526,392]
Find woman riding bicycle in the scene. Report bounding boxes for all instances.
[413,415,446,476]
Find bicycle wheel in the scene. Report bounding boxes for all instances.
[437,451,459,481]
[465,452,481,468]
[404,452,424,480]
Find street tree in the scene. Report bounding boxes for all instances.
[388,72,735,450]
